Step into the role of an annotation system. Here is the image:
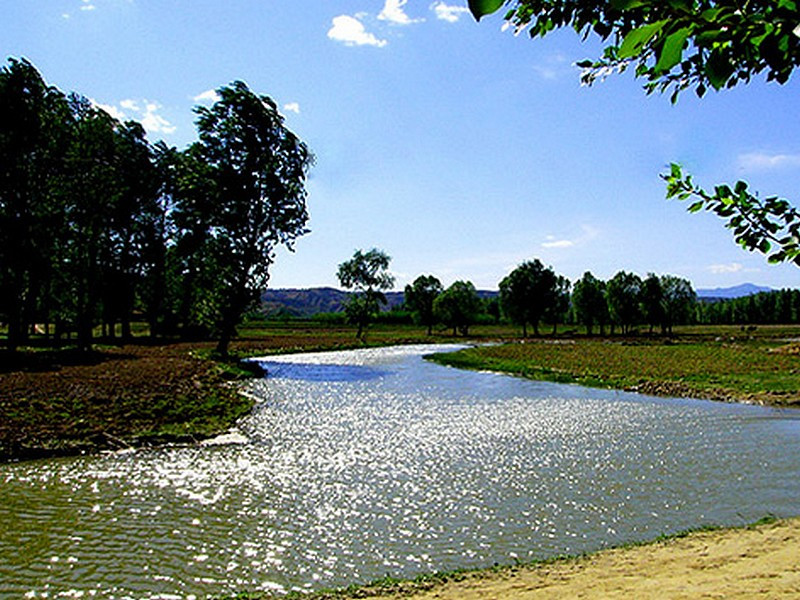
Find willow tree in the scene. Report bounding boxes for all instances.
[185,81,312,357]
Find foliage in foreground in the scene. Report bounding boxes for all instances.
[469,0,800,270]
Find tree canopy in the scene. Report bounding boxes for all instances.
[337,248,394,339]
[404,274,443,335]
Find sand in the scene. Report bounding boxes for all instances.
[366,518,800,599]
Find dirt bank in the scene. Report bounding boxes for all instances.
[348,518,800,599]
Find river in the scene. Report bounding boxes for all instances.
[2,344,799,598]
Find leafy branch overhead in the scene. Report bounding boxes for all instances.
[469,1,800,269]
[664,164,800,266]
[469,0,800,102]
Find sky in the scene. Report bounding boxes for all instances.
[3,1,800,291]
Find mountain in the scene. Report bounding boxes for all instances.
[696,283,773,301]
[260,287,499,317]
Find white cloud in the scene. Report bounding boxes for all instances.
[119,99,140,111]
[378,0,423,25]
[541,238,575,249]
[283,102,301,114]
[541,225,599,250]
[328,15,388,47]
[738,152,800,171]
[709,262,744,274]
[193,89,221,104]
[91,98,176,136]
[140,101,176,134]
[91,100,126,121]
[431,2,469,23]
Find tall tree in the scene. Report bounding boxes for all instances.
[0,59,70,351]
[545,274,572,335]
[660,275,696,334]
[606,270,642,335]
[186,81,312,357]
[434,280,482,336]
[404,274,443,335]
[640,273,664,334]
[337,248,394,339]
[470,0,800,267]
[62,96,121,351]
[499,259,557,337]
[571,271,607,335]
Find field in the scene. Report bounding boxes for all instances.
[2,322,799,460]
[0,322,457,459]
[428,324,800,407]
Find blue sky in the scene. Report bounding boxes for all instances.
[4,1,800,291]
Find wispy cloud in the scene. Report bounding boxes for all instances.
[431,1,470,23]
[91,98,176,136]
[532,53,571,80]
[541,225,599,250]
[328,15,388,47]
[378,0,424,25]
[541,237,575,249]
[283,102,301,114]
[708,262,744,274]
[738,151,800,171]
[193,89,220,104]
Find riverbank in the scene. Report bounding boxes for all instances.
[0,325,441,460]
[428,334,800,407]
[293,517,800,599]
[3,323,799,459]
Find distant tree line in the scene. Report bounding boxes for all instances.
[328,250,799,337]
[0,58,311,355]
[696,289,800,325]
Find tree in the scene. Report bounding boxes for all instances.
[404,274,443,335]
[469,0,800,267]
[0,59,71,351]
[640,273,664,334]
[337,248,394,339]
[571,271,607,335]
[606,270,642,335]
[185,81,312,357]
[659,274,696,334]
[434,280,482,336]
[545,274,572,335]
[499,259,557,337]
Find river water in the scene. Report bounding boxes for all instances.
[2,344,800,598]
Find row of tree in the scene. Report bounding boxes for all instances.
[0,58,311,355]
[697,289,800,326]
[335,250,703,337]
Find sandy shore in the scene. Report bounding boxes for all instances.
[361,518,800,599]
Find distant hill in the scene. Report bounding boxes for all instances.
[260,287,498,317]
[696,283,772,301]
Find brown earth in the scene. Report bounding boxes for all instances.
[344,518,800,600]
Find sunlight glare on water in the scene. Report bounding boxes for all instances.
[1,344,799,598]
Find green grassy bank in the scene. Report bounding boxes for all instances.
[428,326,800,407]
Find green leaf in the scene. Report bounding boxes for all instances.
[618,20,668,59]
[655,27,692,73]
[468,0,505,21]
[610,0,647,9]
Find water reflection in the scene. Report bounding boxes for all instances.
[1,344,799,599]
[255,360,388,382]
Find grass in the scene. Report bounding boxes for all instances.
[427,328,800,406]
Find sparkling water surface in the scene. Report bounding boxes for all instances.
[2,344,800,598]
